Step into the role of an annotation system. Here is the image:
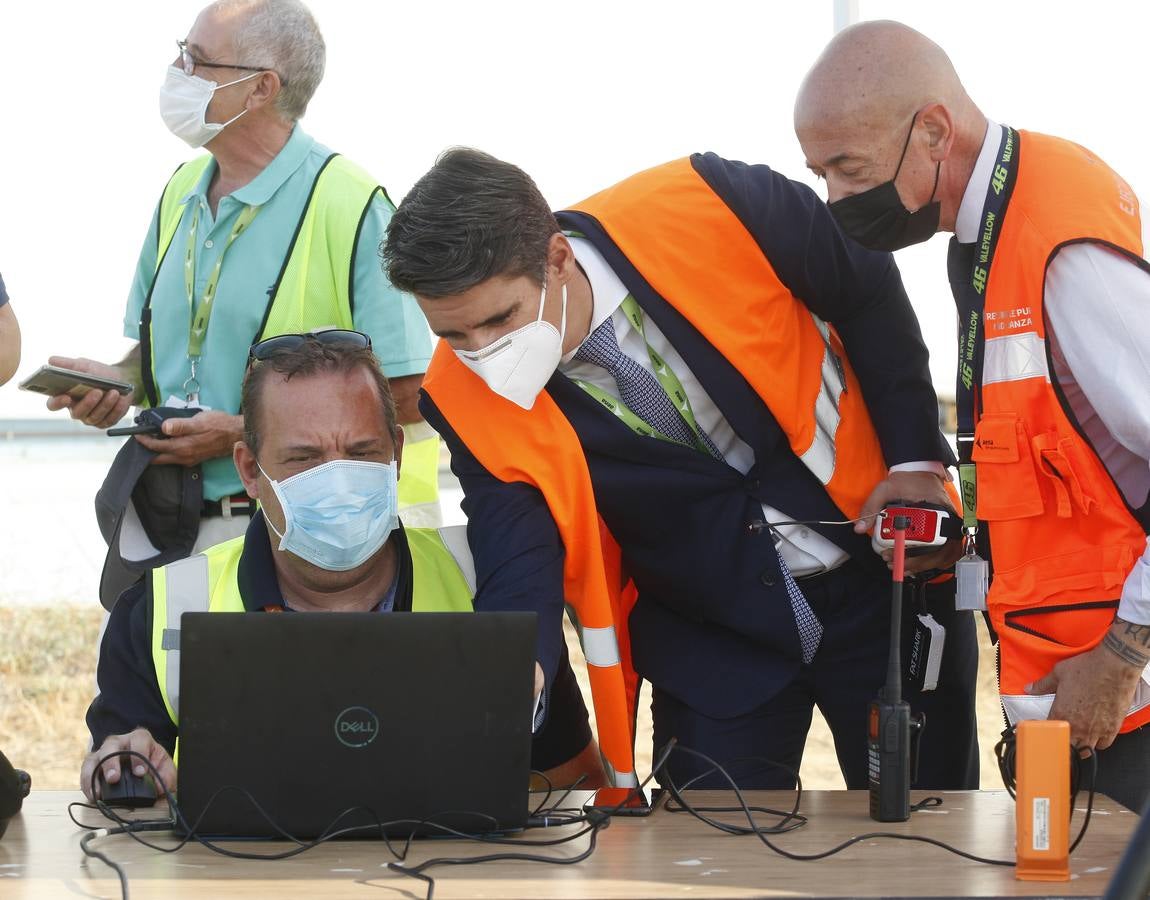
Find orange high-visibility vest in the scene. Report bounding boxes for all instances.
[423,157,891,784]
[975,131,1150,731]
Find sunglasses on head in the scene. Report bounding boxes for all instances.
[248,329,372,364]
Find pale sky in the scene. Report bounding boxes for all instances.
[1,0,1146,418]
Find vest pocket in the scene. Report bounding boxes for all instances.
[1032,431,1096,518]
[991,544,1130,692]
[992,543,1133,605]
[972,413,1044,520]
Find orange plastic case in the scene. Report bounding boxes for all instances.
[1015,720,1070,881]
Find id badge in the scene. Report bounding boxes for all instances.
[908,613,946,692]
[955,552,989,611]
[164,394,210,411]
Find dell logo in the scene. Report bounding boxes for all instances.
[334,706,379,748]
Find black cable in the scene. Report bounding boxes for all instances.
[542,773,587,817]
[1071,754,1098,854]
[387,738,681,898]
[662,753,807,835]
[528,769,554,816]
[79,747,642,900]
[80,828,130,900]
[656,741,1016,866]
[83,750,508,870]
[78,821,170,900]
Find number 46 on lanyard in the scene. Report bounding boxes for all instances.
[952,125,1017,611]
[182,203,260,405]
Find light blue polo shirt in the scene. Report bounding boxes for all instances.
[123,127,433,501]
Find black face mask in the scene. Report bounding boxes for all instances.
[829,115,941,252]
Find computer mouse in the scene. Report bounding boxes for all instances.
[97,769,158,809]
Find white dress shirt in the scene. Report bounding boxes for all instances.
[956,122,1150,624]
[561,237,856,577]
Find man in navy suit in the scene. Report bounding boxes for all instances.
[382,148,979,790]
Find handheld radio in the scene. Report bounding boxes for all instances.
[868,515,925,822]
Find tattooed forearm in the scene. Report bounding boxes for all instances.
[1121,621,1150,649]
[1103,630,1150,668]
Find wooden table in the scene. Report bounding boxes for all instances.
[0,790,1138,898]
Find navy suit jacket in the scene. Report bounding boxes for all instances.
[421,153,953,720]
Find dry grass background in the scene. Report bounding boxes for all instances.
[1,606,105,790]
[1,606,1004,792]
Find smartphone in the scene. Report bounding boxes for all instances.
[18,365,134,400]
[582,786,652,817]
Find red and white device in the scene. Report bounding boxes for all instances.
[872,502,961,554]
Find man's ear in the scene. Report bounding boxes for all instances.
[246,70,281,113]
[547,232,579,286]
[393,426,406,480]
[921,102,957,162]
[234,441,261,499]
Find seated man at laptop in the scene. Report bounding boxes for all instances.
[81,331,602,799]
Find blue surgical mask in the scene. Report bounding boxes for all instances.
[259,459,399,572]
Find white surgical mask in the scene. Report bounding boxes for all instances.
[159,65,260,148]
[259,459,399,572]
[454,282,567,410]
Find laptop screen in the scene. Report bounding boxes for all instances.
[175,611,536,838]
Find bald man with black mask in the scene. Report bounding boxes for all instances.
[796,20,1150,811]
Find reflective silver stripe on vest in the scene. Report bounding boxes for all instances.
[162,554,211,717]
[1002,666,1150,726]
[800,316,845,485]
[437,524,477,594]
[982,332,1050,385]
[581,625,621,668]
[603,758,639,788]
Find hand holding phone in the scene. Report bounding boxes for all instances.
[19,364,134,399]
[29,357,136,430]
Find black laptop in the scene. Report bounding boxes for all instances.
[175,611,536,838]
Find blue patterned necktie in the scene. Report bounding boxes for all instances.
[574,312,823,663]
[778,553,823,663]
[574,315,722,456]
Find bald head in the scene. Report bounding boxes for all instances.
[794,20,987,234]
[795,20,972,137]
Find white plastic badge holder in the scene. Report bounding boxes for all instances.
[908,613,947,692]
[955,552,989,611]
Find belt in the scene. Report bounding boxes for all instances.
[202,494,256,518]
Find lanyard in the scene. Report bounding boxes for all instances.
[182,202,260,401]
[574,295,719,457]
[951,125,1018,531]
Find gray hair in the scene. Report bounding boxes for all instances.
[216,0,326,121]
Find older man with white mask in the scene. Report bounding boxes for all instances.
[46,0,438,554]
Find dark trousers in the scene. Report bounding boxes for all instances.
[652,560,980,790]
[1089,725,1150,812]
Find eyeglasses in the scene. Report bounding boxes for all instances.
[176,39,276,79]
[248,330,373,364]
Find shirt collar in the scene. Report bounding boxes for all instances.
[562,235,630,364]
[177,126,317,210]
[178,159,218,208]
[237,510,286,610]
[955,119,1002,244]
[236,509,408,612]
[231,126,317,206]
